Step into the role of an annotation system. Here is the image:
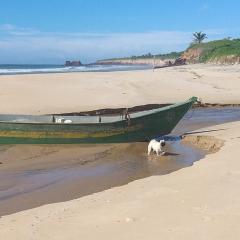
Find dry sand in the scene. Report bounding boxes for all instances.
[0,64,240,114]
[0,64,240,239]
[0,121,240,239]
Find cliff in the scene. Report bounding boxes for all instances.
[97,39,240,66]
[97,52,182,66]
[182,39,240,64]
[97,58,166,66]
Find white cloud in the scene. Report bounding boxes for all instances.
[0,24,237,64]
[0,29,192,63]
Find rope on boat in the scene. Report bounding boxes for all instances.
[121,108,131,126]
[125,108,131,126]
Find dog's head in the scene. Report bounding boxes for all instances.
[160,140,166,147]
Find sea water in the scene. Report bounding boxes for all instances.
[0,64,150,75]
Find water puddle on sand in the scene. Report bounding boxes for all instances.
[0,107,240,216]
[0,142,204,216]
[173,106,240,135]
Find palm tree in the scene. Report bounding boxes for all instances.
[193,32,207,44]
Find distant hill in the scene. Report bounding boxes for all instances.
[182,38,240,64]
[103,52,182,61]
[97,38,240,65]
[97,52,182,66]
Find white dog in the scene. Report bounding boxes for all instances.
[148,139,166,156]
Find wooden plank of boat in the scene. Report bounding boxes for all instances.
[0,97,198,144]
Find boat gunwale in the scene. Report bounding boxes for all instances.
[0,98,196,126]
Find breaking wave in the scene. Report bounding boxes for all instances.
[0,64,150,75]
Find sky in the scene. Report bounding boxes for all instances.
[0,0,240,64]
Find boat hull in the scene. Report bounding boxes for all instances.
[0,98,197,144]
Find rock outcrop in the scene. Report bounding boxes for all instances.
[65,61,82,67]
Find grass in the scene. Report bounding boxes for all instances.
[99,38,240,63]
[100,51,182,61]
[188,38,240,62]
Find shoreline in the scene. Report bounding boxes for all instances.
[1,121,240,239]
[1,106,239,217]
[0,64,240,115]
[0,64,150,76]
[0,63,240,239]
[0,141,205,217]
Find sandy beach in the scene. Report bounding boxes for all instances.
[0,64,240,114]
[0,121,240,239]
[0,140,205,216]
[0,64,240,239]
[2,0,240,238]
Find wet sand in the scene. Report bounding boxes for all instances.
[0,142,204,216]
[1,107,240,216]
[1,121,240,240]
[0,63,240,239]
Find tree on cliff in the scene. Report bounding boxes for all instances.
[193,32,207,44]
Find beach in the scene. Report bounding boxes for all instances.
[0,64,240,239]
[0,64,240,114]
[0,140,206,216]
[1,121,240,239]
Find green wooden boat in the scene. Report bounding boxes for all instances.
[0,97,198,144]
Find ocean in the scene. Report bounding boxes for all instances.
[0,64,150,75]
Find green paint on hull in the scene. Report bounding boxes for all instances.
[0,97,197,144]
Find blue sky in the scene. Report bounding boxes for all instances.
[0,0,239,64]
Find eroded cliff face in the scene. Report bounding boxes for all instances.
[98,52,240,66]
[97,58,166,66]
[98,39,240,66]
[207,55,240,64]
[181,48,240,64]
[181,48,203,64]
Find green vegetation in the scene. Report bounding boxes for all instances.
[153,52,182,60]
[99,38,240,64]
[129,51,182,60]
[101,51,182,61]
[193,31,207,44]
[187,38,240,62]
